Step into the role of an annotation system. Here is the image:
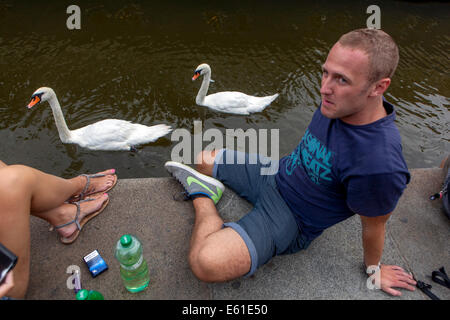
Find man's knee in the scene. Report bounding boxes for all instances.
[196,149,221,176]
[189,240,250,283]
[189,245,221,283]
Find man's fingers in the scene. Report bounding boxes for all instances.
[403,276,417,285]
[380,266,418,296]
[404,284,416,291]
[394,280,416,292]
[386,265,416,283]
[394,272,416,283]
[392,268,413,276]
[388,276,417,292]
[384,286,402,296]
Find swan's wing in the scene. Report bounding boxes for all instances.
[74,119,132,139]
[204,92,250,110]
[72,119,135,150]
[203,92,278,114]
[72,120,171,150]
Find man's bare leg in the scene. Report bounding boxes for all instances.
[184,149,251,282]
[165,150,251,282]
[189,197,251,282]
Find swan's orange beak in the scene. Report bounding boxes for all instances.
[27,95,41,109]
[192,73,200,81]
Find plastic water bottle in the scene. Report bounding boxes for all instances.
[76,289,104,300]
[114,234,150,293]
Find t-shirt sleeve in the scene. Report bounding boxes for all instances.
[345,172,408,217]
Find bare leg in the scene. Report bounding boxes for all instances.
[0,171,31,299]
[195,150,219,177]
[28,168,115,212]
[0,165,111,298]
[33,194,109,239]
[187,150,251,282]
[188,197,251,282]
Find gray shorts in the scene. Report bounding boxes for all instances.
[213,149,311,277]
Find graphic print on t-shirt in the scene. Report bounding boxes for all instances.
[285,129,334,186]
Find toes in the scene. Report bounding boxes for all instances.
[99,169,116,176]
[91,193,109,202]
[76,169,116,198]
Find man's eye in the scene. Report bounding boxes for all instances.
[339,77,347,84]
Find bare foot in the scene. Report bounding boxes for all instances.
[55,193,109,239]
[69,169,116,201]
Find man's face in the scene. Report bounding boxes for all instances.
[320,43,373,122]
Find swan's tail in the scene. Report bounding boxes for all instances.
[249,93,279,113]
[265,93,279,105]
[129,123,172,145]
[145,124,172,141]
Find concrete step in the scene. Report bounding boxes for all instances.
[26,163,449,300]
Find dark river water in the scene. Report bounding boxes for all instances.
[0,0,448,179]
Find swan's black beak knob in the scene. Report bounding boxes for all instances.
[27,95,41,109]
[27,92,44,108]
[192,70,201,81]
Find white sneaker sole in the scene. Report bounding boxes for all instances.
[164,161,225,192]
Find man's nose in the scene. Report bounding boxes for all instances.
[320,77,333,95]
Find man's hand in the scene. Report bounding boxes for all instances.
[360,213,417,296]
[379,264,417,296]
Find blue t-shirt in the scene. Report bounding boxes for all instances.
[275,100,410,242]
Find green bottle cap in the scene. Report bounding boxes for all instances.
[88,290,104,300]
[76,289,104,300]
[76,289,89,300]
[120,235,133,247]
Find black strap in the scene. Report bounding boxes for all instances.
[432,267,450,289]
[416,280,440,300]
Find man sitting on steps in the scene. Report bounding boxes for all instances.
[165,28,417,297]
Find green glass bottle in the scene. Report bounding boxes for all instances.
[114,234,150,293]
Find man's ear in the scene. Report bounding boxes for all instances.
[369,78,391,97]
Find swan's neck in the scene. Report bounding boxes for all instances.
[48,95,72,143]
[196,71,211,105]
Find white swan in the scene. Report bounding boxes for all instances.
[192,63,279,115]
[27,87,172,151]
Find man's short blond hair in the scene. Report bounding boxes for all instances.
[338,28,399,84]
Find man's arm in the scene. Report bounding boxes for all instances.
[360,213,417,296]
[0,160,7,168]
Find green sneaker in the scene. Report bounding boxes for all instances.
[164,161,225,205]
